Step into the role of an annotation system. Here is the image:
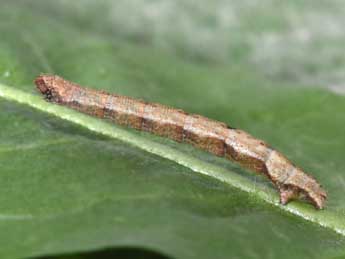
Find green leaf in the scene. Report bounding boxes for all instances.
[1,1,345,259]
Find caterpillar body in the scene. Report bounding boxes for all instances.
[35,75,327,209]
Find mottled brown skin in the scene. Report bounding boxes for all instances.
[35,75,327,209]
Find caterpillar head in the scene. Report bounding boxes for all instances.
[35,74,73,103]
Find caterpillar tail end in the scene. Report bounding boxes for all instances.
[278,185,326,210]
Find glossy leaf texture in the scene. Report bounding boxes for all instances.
[1,1,345,259]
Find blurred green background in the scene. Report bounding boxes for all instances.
[3,0,345,91]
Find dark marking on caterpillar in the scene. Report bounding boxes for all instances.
[35,75,327,209]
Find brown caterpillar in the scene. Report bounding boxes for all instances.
[35,75,327,209]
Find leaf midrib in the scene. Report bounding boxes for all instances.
[0,82,344,236]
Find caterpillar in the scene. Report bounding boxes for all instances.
[35,75,327,209]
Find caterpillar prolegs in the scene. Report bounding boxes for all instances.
[35,75,327,209]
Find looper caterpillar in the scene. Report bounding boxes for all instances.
[35,75,327,209]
